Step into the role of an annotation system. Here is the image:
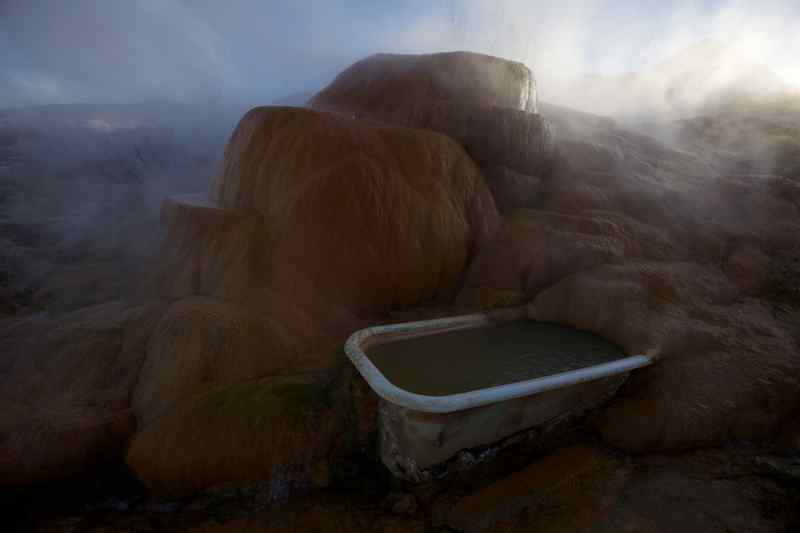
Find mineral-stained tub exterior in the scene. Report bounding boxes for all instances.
[344,307,651,481]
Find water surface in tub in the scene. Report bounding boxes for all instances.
[366,321,626,396]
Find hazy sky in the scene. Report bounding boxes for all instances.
[1,0,799,110]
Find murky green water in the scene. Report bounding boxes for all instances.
[367,321,626,396]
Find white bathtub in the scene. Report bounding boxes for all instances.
[345,307,651,481]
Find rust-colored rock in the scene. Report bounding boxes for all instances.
[132,297,347,424]
[209,106,498,315]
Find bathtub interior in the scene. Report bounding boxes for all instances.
[365,319,628,396]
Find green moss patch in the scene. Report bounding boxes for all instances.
[189,378,340,428]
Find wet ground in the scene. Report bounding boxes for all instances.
[13,444,799,533]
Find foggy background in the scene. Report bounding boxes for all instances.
[2,0,800,114]
[1,0,799,317]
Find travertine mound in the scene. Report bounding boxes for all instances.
[309,52,555,180]
[309,51,537,114]
[208,106,498,314]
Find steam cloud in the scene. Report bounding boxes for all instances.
[2,0,799,116]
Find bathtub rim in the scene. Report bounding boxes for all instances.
[345,308,651,414]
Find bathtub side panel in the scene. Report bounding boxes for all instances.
[379,373,628,481]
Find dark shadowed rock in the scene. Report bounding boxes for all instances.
[529,262,800,451]
[0,301,165,488]
[128,377,345,499]
[209,106,498,315]
[439,446,799,533]
[446,446,614,533]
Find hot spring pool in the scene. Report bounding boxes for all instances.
[367,320,626,396]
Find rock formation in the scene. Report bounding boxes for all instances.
[310,51,800,454]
